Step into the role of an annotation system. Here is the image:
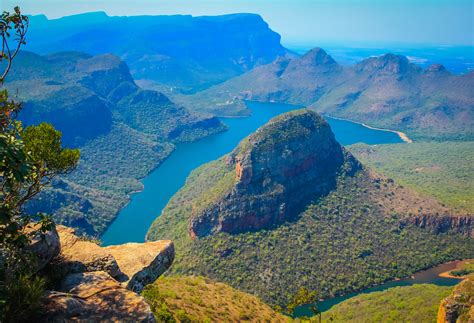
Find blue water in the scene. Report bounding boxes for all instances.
[294,261,462,317]
[101,101,403,245]
[286,43,474,74]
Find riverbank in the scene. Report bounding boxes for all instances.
[294,260,463,317]
[439,259,474,279]
[324,115,413,143]
[102,101,406,245]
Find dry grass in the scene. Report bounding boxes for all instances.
[143,275,290,322]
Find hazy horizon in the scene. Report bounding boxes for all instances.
[3,0,473,46]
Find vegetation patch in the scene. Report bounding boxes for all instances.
[350,141,474,213]
[142,275,289,322]
[321,284,452,322]
[148,156,474,306]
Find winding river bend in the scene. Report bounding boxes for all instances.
[294,261,462,316]
[101,101,403,245]
[100,101,461,315]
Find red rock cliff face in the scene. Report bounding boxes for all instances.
[403,214,473,238]
[189,109,361,237]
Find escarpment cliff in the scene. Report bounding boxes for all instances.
[403,214,473,237]
[5,51,226,236]
[189,109,361,237]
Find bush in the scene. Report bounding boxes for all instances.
[141,284,175,322]
[0,274,46,322]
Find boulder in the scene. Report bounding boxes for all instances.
[105,240,174,292]
[40,271,155,322]
[25,223,60,272]
[56,225,120,277]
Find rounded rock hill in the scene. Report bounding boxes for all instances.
[189,109,360,237]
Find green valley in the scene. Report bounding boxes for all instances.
[321,284,452,322]
[181,49,474,141]
[148,110,473,307]
[4,51,225,235]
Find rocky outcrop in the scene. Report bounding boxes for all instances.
[41,271,155,322]
[105,240,174,292]
[189,109,360,237]
[403,214,473,237]
[35,225,175,321]
[437,275,474,323]
[56,225,120,277]
[25,223,61,272]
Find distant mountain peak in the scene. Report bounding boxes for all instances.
[355,53,413,74]
[57,11,109,21]
[425,63,448,74]
[300,47,337,66]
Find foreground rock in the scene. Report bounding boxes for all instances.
[105,240,175,292]
[36,225,175,321]
[25,223,60,272]
[56,225,120,277]
[437,275,474,323]
[41,271,155,322]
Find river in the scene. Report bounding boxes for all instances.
[101,101,403,245]
[294,261,463,317]
[100,101,461,316]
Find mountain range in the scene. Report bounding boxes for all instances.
[22,12,473,141]
[25,12,290,93]
[184,48,474,141]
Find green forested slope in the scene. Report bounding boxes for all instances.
[321,284,452,323]
[5,51,225,234]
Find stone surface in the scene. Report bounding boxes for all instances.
[105,240,175,292]
[56,225,120,277]
[40,271,155,322]
[405,214,473,238]
[25,223,61,272]
[437,275,474,323]
[189,109,360,237]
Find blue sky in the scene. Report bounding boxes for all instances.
[2,0,473,45]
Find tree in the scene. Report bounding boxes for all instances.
[287,287,322,322]
[1,6,28,83]
[0,6,80,321]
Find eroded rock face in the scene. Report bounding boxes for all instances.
[105,240,174,293]
[25,223,60,272]
[189,109,360,237]
[403,214,473,238]
[437,275,474,323]
[37,225,175,321]
[41,271,155,322]
[56,225,120,277]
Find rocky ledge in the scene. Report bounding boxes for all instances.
[403,214,473,238]
[32,225,174,322]
[437,275,474,322]
[189,109,360,237]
